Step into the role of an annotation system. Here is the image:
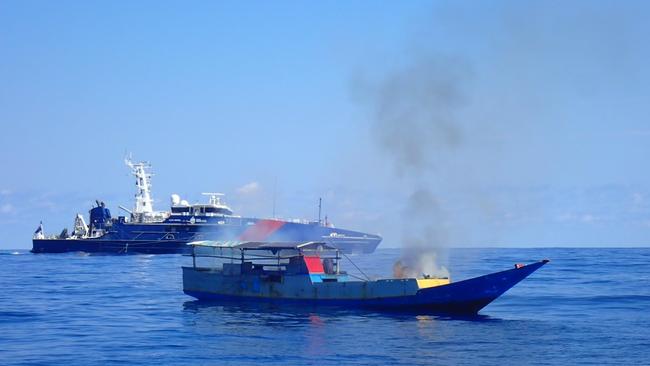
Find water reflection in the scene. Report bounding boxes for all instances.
[182,300,498,323]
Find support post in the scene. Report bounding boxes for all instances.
[336,249,340,274]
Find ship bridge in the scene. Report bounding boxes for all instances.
[170,193,234,217]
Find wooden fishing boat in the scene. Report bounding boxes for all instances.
[182,241,548,314]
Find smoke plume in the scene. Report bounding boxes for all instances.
[355,57,471,278]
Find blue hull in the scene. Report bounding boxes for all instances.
[32,219,382,254]
[184,260,548,314]
[31,239,190,254]
[32,238,379,255]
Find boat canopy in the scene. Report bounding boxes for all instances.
[187,240,337,252]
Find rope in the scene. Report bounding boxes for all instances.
[341,252,370,281]
[346,273,369,281]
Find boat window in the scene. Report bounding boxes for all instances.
[263,273,283,283]
[203,207,233,215]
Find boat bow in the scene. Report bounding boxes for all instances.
[413,259,549,314]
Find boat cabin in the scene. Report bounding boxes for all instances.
[187,241,344,283]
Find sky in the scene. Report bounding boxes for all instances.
[1,0,649,249]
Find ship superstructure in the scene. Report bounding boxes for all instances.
[31,158,382,254]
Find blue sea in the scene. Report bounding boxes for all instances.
[1,248,649,365]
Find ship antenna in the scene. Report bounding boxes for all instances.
[318,197,322,225]
[272,177,277,219]
[125,155,154,215]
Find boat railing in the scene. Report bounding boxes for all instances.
[185,241,342,275]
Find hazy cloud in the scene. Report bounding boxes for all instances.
[236,182,261,196]
[0,203,15,214]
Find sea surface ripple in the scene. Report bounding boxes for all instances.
[1,248,649,365]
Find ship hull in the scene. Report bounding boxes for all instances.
[31,239,191,254]
[32,221,382,255]
[31,239,380,255]
[182,260,548,314]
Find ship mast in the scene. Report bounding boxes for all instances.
[125,156,154,214]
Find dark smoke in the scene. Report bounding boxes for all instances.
[365,59,467,173]
[355,57,472,278]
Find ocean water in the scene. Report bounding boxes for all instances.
[1,248,649,365]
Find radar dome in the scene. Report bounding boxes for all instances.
[180,200,189,206]
[171,194,181,205]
